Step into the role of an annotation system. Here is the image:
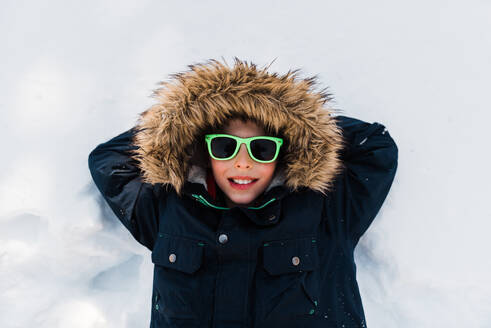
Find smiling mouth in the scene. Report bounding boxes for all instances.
[228,178,259,183]
[228,178,259,189]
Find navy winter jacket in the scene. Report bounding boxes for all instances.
[88,59,398,327]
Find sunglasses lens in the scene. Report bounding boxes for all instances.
[251,139,277,161]
[211,136,237,159]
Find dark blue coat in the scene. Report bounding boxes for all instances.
[88,115,398,327]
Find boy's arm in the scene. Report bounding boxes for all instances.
[324,115,398,247]
[88,127,165,251]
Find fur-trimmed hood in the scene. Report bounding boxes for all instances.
[131,58,346,197]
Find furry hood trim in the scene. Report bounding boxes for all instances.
[131,58,346,197]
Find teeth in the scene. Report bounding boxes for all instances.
[232,179,254,184]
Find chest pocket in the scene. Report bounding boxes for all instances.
[256,236,321,325]
[263,237,319,275]
[151,233,207,323]
[151,233,204,274]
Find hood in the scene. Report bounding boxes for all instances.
[131,58,345,197]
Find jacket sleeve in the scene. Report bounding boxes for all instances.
[324,115,398,247]
[88,127,164,251]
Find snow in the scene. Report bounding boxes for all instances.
[1,0,490,327]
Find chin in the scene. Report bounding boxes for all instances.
[225,191,259,207]
[217,178,267,207]
[228,195,255,205]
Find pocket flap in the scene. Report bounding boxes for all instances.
[152,233,205,274]
[262,236,319,275]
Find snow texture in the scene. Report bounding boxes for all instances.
[1,0,490,327]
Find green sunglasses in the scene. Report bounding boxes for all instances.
[205,134,284,163]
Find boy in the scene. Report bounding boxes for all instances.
[88,58,398,327]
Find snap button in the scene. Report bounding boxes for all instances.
[292,256,300,266]
[168,253,176,263]
[218,234,228,244]
[267,214,276,221]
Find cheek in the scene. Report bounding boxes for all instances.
[257,163,276,179]
[210,160,228,177]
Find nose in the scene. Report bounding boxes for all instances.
[234,143,253,168]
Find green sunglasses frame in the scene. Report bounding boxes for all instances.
[205,134,284,163]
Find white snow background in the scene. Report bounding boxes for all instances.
[1,0,490,327]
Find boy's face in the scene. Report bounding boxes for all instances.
[209,119,277,208]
